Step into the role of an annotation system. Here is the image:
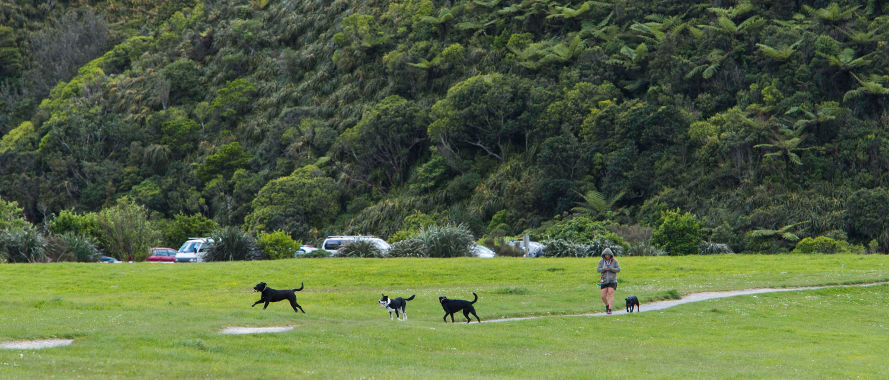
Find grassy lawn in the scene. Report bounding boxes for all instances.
[1,255,888,378]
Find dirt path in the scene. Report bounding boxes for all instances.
[482,281,889,323]
[0,339,73,349]
[219,326,295,335]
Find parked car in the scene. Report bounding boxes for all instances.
[321,236,391,255]
[146,247,177,263]
[99,256,121,264]
[294,245,318,257]
[175,237,214,263]
[471,244,495,258]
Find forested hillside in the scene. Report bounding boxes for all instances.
[2,0,889,257]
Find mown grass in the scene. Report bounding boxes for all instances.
[1,255,888,379]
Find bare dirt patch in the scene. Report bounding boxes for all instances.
[0,339,73,349]
[219,326,295,335]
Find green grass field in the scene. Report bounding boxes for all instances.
[1,255,888,379]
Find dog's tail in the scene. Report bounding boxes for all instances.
[405,295,415,301]
[470,292,478,304]
[293,282,304,292]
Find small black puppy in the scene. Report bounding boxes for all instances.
[252,282,305,313]
[379,294,415,321]
[439,292,481,323]
[625,295,640,313]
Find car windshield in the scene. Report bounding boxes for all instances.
[324,240,343,250]
[178,241,199,253]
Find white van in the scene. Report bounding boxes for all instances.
[322,236,391,255]
[175,237,214,262]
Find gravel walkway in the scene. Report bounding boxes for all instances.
[482,281,889,323]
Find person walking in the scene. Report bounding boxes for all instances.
[597,247,620,314]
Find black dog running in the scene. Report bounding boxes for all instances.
[252,282,305,313]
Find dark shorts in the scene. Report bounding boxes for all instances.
[600,282,617,290]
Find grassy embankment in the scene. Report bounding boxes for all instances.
[1,255,888,378]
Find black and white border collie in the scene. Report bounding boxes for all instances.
[379,294,415,321]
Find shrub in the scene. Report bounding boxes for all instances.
[301,249,332,258]
[64,232,102,262]
[609,224,653,246]
[650,209,703,256]
[387,239,426,257]
[544,216,616,244]
[49,210,101,243]
[540,239,596,257]
[206,226,258,261]
[540,239,625,257]
[626,242,666,256]
[44,232,101,262]
[845,187,889,244]
[792,236,864,254]
[388,211,435,243]
[494,244,525,257]
[0,197,28,230]
[415,224,475,258]
[95,197,161,261]
[699,241,734,255]
[338,240,384,258]
[257,230,300,260]
[0,225,48,263]
[160,213,219,248]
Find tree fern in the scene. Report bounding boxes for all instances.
[749,222,802,242]
[472,0,501,8]
[817,48,872,70]
[546,1,608,20]
[419,7,457,25]
[684,49,726,79]
[843,73,889,102]
[572,189,624,217]
[842,28,880,44]
[803,3,858,23]
[786,101,843,131]
[702,15,762,35]
[756,39,801,62]
[630,21,666,43]
[707,0,755,19]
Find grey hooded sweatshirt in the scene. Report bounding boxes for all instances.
[596,251,620,283]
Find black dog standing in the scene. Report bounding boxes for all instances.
[439,292,481,323]
[252,282,305,313]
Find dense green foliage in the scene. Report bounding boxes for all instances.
[337,239,385,258]
[95,197,161,260]
[0,224,45,263]
[256,229,300,260]
[651,208,704,255]
[2,0,889,254]
[206,225,257,261]
[414,223,475,257]
[792,235,864,253]
[159,212,219,248]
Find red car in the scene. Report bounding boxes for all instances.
[146,247,177,263]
